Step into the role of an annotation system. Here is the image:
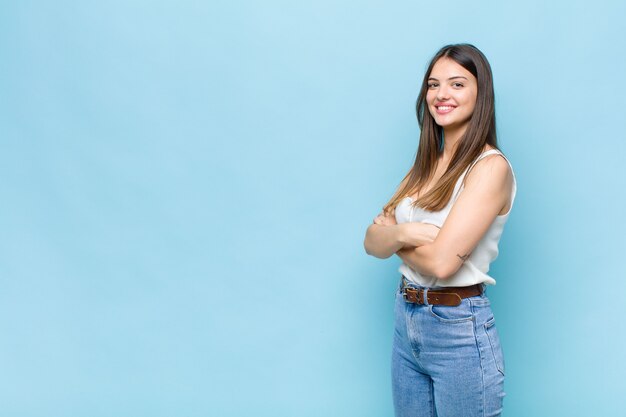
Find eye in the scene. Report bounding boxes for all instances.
[452,82,464,88]
[428,83,438,88]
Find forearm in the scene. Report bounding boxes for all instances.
[396,243,457,280]
[365,223,438,259]
[364,224,405,259]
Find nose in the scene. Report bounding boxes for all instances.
[436,85,450,101]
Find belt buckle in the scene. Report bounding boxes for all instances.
[402,286,423,304]
[402,286,409,301]
[401,277,416,302]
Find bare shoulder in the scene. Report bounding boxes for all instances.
[465,153,513,191]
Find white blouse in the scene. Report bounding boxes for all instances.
[394,149,517,288]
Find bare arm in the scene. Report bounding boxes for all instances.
[397,155,513,279]
[364,211,440,259]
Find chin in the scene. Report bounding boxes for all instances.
[434,119,456,128]
[434,117,470,131]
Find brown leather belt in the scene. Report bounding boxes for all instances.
[401,276,483,306]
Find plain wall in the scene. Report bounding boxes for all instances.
[1,0,625,415]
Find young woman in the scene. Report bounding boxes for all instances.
[363,44,516,417]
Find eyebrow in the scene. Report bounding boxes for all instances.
[428,76,468,81]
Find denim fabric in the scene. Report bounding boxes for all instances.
[392,279,505,417]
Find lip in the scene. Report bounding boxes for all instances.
[434,104,456,115]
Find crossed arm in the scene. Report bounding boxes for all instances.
[363,155,513,280]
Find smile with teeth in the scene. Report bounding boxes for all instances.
[435,105,456,114]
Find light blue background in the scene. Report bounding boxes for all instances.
[1,1,625,416]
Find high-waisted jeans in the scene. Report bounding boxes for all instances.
[392,278,506,417]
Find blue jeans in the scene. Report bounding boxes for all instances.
[392,278,506,417]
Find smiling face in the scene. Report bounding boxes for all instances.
[426,57,478,133]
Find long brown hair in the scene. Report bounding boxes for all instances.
[383,44,498,214]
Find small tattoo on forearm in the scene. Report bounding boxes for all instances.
[457,253,470,262]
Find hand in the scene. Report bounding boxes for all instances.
[373,211,397,226]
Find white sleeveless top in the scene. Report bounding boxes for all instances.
[395,149,517,288]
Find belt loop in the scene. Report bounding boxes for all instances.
[422,288,429,306]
